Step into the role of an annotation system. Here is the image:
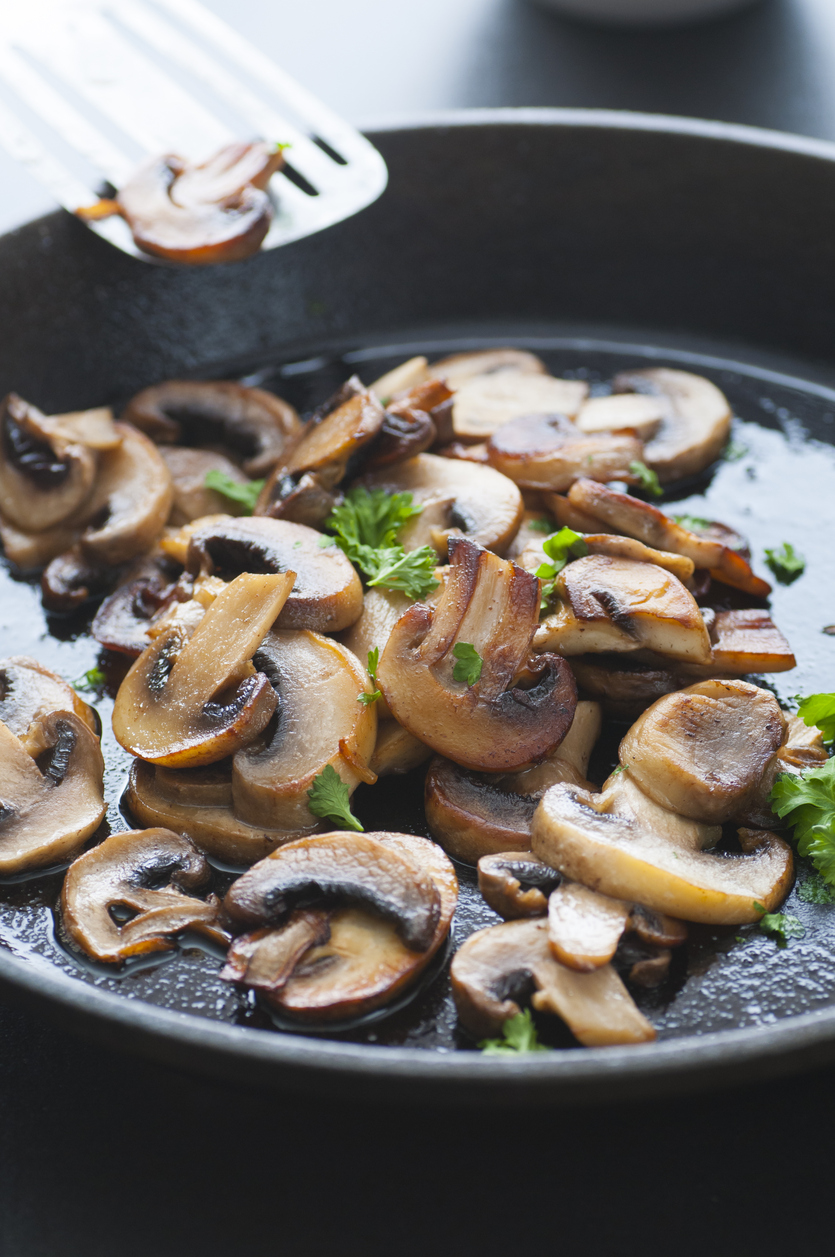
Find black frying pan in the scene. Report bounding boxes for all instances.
[2,110,835,1106]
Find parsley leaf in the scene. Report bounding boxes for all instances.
[307,764,363,831]
[794,692,835,742]
[723,438,749,462]
[752,902,805,947]
[73,665,105,692]
[764,542,805,583]
[358,647,382,706]
[609,763,628,777]
[797,868,835,904]
[452,642,483,686]
[480,1009,550,1055]
[364,545,439,599]
[535,527,589,611]
[771,758,835,889]
[204,470,265,514]
[528,516,556,533]
[324,488,438,600]
[629,459,663,498]
[672,513,712,533]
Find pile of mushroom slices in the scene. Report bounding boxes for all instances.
[0,348,805,1043]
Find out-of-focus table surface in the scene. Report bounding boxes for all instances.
[3,2,835,1254]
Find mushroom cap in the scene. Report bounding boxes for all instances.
[112,571,292,768]
[487,413,642,492]
[231,629,377,830]
[179,515,363,633]
[531,773,793,924]
[450,917,655,1045]
[117,142,284,265]
[0,393,97,532]
[377,536,577,772]
[123,379,301,478]
[223,832,458,1023]
[619,678,787,823]
[359,453,524,558]
[451,372,589,441]
[477,851,562,919]
[91,552,181,656]
[0,709,105,875]
[612,368,732,483]
[61,827,228,963]
[0,655,98,742]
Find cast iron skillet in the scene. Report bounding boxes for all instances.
[2,110,835,1106]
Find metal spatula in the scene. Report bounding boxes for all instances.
[0,0,388,262]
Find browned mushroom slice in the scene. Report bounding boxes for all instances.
[569,655,680,718]
[738,715,829,829]
[684,609,796,676]
[226,832,457,1023]
[91,552,182,656]
[123,379,301,478]
[61,828,228,963]
[117,141,285,265]
[515,531,695,585]
[231,630,377,831]
[370,357,430,403]
[430,349,548,390]
[112,571,292,768]
[363,379,451,470]
[40,548,117,612]
[0,710,105,874]
[450,917,655,1045]
[547,882,631,971]
[76,423,174,565]
[425,700,601,861]
[532,772,793,924]
[370,721,432,777]
[0,656,98,743]
[180,515,363,633]
[477,852,562,919]
[567,479,770,597]
[619,679,786,823]
[612,369,732,483]
[222,911,333,990]
[451,372,589,441]
[627,903,688,949]
[0,393,97,532]
[377,536,576,772]
[487,414,643,491]
[536,555,712,664]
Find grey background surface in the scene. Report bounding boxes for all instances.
[3,1,835,1254]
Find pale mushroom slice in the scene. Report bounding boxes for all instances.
[371,356,430,403]
[487,414,643,492]
[612,368,732,483]
[567,479,770,597]
[160,447,251,525]
[532,772,793,924]
[112,571,293,768]
[619,679,787,823]
[424,700,601,861]
[177,515,363,633]
[223,832,458,1023]
[231,630,377,831]
[430,349,548,390]
[547,882,631,971]
[75,422,174,565]
[123,379,301,477]
[451,917,655,1045]
[40,406,121,450]
[61,828,228,963]
[0,393,97,532]
[477,852,562,919]
[0,655,98,743]
[575,393,666,440]
[360,452,524,558]
[0,710,105,875]
[0,514,83,569]
[377,536,577,772]
[341,586,413,719]
[535,555,712,664]
[370,721,432,777]
[515,532,695,584]
[451,372,589,441]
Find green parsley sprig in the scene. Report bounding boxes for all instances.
[629,459,663,498]
[764,542,805,583]
[204,470,265,515]
[793,692,835,742]
[324,487,439,601]
[752,901,805,948]
[358,647,382,706]
[73,665,106,692]
[536,526,589,610]
[771,758,835,889]
[307,764,363,832]
[527,516,556,534]
[452,642,483,686]
[480,1009,550,1055]
[671,513,712,533]
[797,868,835,904]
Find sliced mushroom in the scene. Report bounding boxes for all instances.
[370,721,432,777]
[91,552,183,656]
[575,393,666,440]
[112,571,292,767]
[487,414,643,491]
[363,379,451,470]
[39,406,121,450]
[360,452,524,558]
[536,555,712,664]
[569,655,681,718]
[532,771,793,924]
[424,700,601,861]
[223,832,457,1022]
[0,709,105,874]
[450,917,655,1045]
[176,515,363,633]
[0,514,83,569]
[567,479,770,597]
[430,349,548,390]
[0,393,97,532]
[231,630,377,831]
[341,586,413,719]
[547,882,631,971]
[160,447,250,524]
[612,368,732,483]
[377,536,576,771]
[0,656,98,743]
[117,141,285,265]
[371,356,430,404]
[516,531,695,585]
[452,372,589,441]
[683,609,796,677]
[40,548,117,612]
[477,851,562,918]
[60,828,228,962]
[505,511,556,560]
[123,379,300,477]
[619,679,786,823]
[739,714,829,829]
[77,423,174,564]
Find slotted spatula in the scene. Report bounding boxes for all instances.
[0,0,388,262]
